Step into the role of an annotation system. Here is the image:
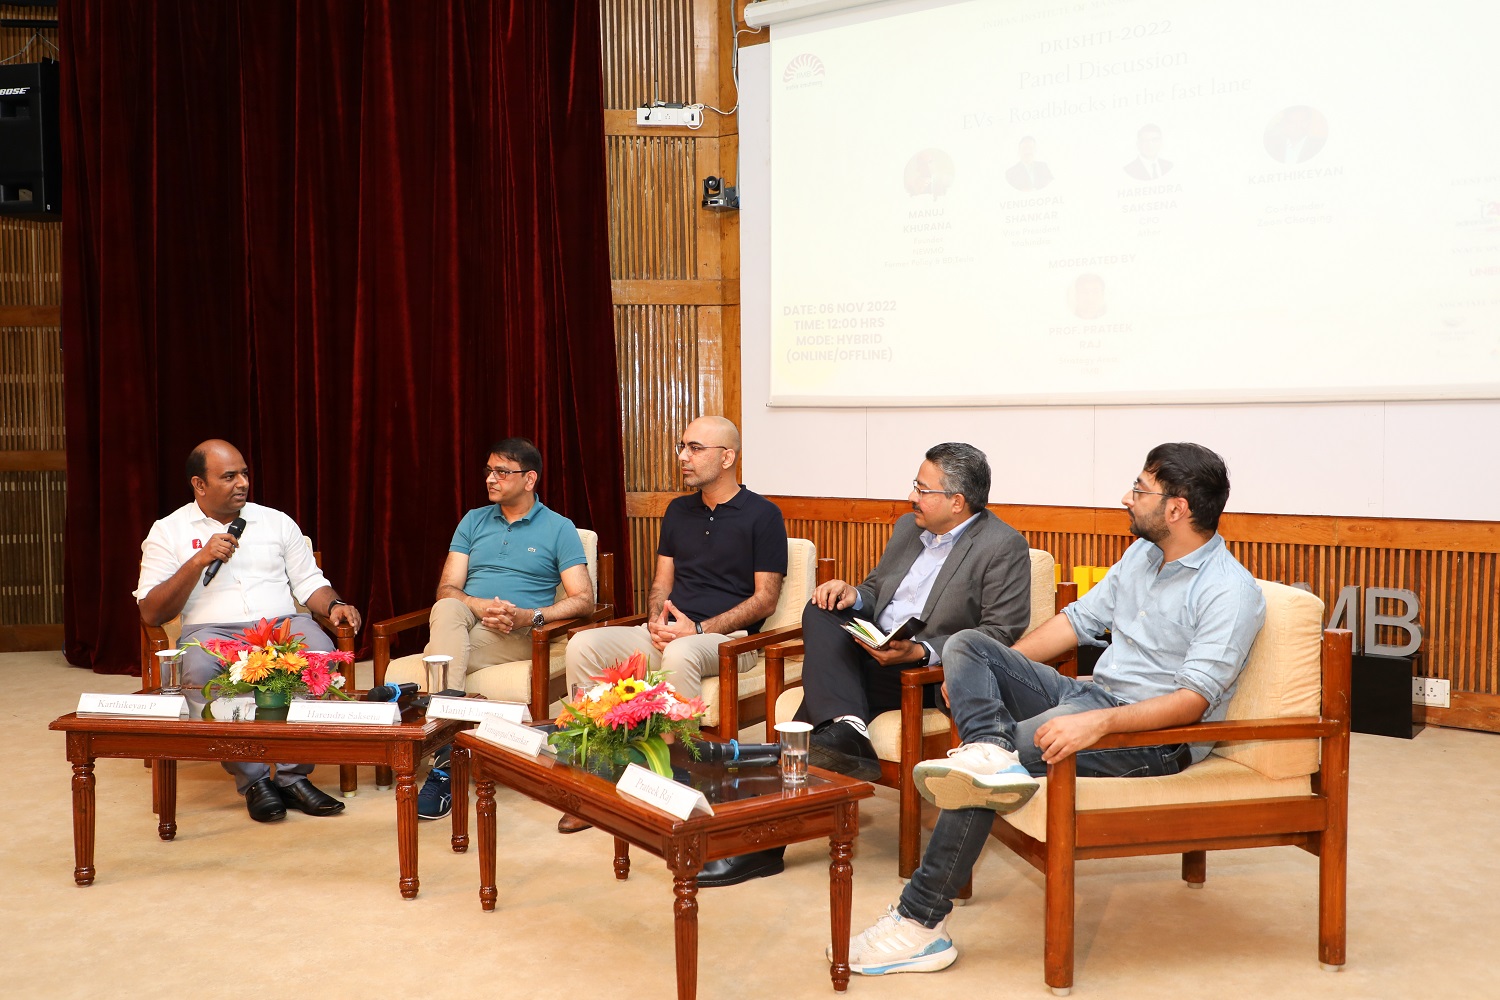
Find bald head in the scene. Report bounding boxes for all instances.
[678,415,741,494]
[688,415,741,452]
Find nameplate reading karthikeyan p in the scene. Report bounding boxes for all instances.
[616,763,713,821]
[474,716,548,756]
[77,693,189,719]
[426,696,530,725]
[286,701,401,725]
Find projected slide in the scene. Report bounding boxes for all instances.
[768,0,1500,406]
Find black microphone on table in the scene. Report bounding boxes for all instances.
[364,682,419,703]
[201,517,247,586]
[697,739,783,765]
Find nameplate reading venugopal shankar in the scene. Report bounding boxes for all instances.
[474,716,548,756]
[286,701,401,725]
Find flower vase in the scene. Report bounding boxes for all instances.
[253,688,291,721]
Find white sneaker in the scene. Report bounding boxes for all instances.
[828,904,957,975]
[912,742,1039,813]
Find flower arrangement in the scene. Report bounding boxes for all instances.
[549,651,705,776]
[187,617,355,703]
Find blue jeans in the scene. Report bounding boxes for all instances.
[898,630,1191,927]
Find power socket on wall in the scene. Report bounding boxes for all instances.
[1411,677,1451,708]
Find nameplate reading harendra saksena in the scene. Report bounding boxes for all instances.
[616,764,714,821]
[286,701,401,725]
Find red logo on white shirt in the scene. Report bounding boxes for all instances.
[191,539,203,549]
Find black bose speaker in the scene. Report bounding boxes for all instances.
[0,60,60,220]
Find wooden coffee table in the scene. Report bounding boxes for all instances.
[452,731,875,999]
[49,710,465,898]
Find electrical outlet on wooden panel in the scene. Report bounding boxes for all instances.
[1410,677,1450,707]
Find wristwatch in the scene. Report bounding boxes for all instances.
[915,643,931,667]
[694,621,704,635]
[531,609,546,629]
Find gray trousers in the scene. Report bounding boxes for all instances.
[180,614,334,794]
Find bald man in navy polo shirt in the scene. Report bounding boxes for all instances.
[565,415,788,703]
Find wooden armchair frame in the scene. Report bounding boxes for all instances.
[988,627,1352,995]
[764,579,1077,878]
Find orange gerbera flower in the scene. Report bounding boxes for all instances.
[241,650,274,684]
[279,651,308,673]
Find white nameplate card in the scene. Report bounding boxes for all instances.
[616,763,714,821]
[286,700,401,725]
[474,716,549,756]
[426,696,531,725]
[77,693,188,719]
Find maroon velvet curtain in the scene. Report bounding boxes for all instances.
[60,1,628,673]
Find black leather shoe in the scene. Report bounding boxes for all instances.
[245,777,287,823]
[809,720,882,781]
[277,777,346,816]
[696,847,785,888]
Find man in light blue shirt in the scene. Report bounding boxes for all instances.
[840,442,1265,976]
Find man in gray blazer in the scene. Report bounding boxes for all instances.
[798,442,1033,780]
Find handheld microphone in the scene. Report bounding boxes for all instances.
[365,682,419,703]
[201,517,247,586]
[696,740,783,763]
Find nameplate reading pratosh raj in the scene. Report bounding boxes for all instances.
[286,701,401,725]
[77,693,188,719]
[616,763,714,821]
[474,716,548,756]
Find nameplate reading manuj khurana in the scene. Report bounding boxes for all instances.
[286,701,401,725]
[616,763,713,821]
[426,696,530,725]
[473,716,548,756]
[77,693,188,719]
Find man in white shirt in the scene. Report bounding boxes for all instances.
[135,439,362,823]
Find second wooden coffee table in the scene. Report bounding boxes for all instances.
[453,731,875,1000]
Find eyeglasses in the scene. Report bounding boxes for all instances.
[911,480,953,497]
[1130,483,1176,499]
[674,442,729,457]
[485,467,532,480]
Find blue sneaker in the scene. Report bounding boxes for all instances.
[829,904,957,975]
[912,742,1038,813]
[417,767,451,819]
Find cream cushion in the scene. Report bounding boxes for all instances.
[700,537,817,728]
[1211,580,1324,779]
[1001,755,1314,840]
[778,548,1059,760]
[385,529,599,703]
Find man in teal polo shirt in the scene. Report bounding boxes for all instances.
[418,437,594,818]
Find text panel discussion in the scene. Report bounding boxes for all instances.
[5,1,1497,998]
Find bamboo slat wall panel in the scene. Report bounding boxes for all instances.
[625,497,1500,708]
[599,0,697,109]
[615,304,698,491]
[1,325,62,450]
[627,515,665,613]
[606,135,698,280]
[0,470,64,624]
